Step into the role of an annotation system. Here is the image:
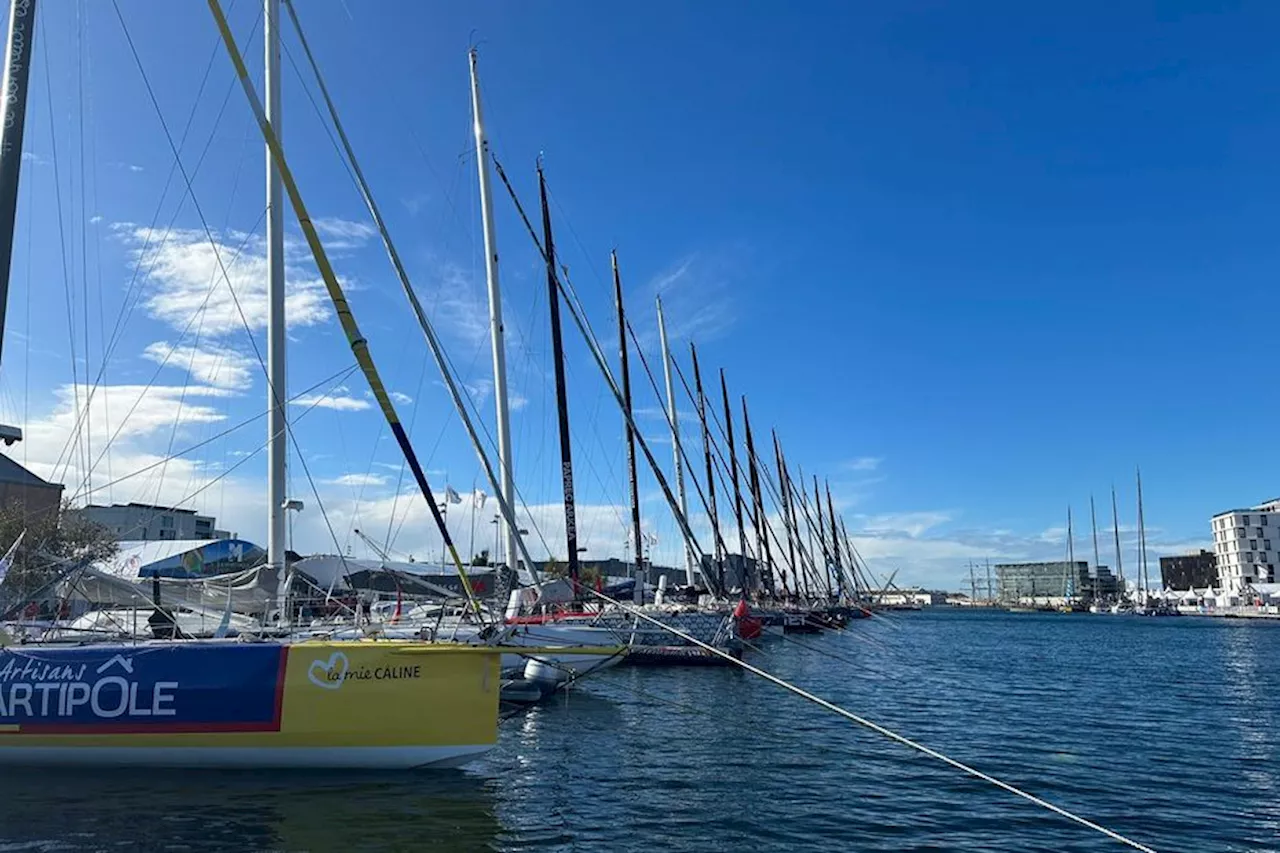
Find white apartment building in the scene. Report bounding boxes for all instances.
[78,502,233,542]
[1211,499,1280,598]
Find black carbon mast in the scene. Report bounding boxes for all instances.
[742,398,775,599]
[538,164,581,601]
[825,481,846,601]
[613,252,644,598]
[720,370,750,594]
[691,343,724,593]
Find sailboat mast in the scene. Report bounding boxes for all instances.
[1066,505,1075,599]
[283,30,541,591]
[264,0,289,619]
[656,297,694,585]
[691,344,722,592]
[825,481,844,599]
[0,0,35,371]
[741,398,774,598]
[1136,467,1148,600]
[468,49,518,576]
[538,165,580,597]
[813,476,831,598]
[1090,494,1101,574]
[839,516,864,598]
[718,371,749,593]
[211,5,487,611]
[773,432,800,599]
[613,253,643,595]
[1111,485,1125,593]
[796,465,819,596]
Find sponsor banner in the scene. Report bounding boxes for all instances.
[0,643,285,734]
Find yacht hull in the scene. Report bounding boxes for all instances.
[0,640,500,769]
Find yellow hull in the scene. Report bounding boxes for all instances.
[0,640,500,768]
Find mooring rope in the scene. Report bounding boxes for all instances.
[586,590,1157,852]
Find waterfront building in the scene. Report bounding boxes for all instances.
[78,502,233,541]
[1081,565,1121,600]
[1210,500,1280,598]
[995,560,1114,602]
[1159,550,1219,591]
[528,556,690,589]
[0,454,63,524]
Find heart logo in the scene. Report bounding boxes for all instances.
[307,651,349,690]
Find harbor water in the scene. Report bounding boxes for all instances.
[0,609,1275,852]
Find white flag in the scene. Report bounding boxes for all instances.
[0,530,25,587]
[445,485,462,505]
[474,490,487,510]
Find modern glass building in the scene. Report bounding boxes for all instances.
[996,560,1120,602]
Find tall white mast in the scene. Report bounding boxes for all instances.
[469,49,518,575]
[656,297,694,585]
[1066,505,1074,599]
[265,0,288,619]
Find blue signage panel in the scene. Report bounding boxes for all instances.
[0,643,285,734]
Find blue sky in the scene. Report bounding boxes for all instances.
[4,0,1277,589]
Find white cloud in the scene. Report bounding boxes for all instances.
[291,386,371,412]
[643,253,737,344]
[19,382,240,511]
[389,391,413,405]
[327,473,387,487]
[859,511,952,538]
[119,224,331,337]
[844,456,882,472]
[313,217,376,251]
[429,263,489,347]
[141,341,256,390]
[464,377,493,402]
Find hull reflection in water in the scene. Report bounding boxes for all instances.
[0,769,504,852]
[0,640,500,768]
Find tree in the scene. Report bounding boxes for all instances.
[0,499,118,610]
[542,558,600,588]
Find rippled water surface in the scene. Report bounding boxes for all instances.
[1,609,1277,852]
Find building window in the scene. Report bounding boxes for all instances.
[1246,552,1254,563]
[1244,515,1251,526]
[161,515,174,529]
[1238,528,1246,538]
[1264,516,1270,526]
[1250,540,1257,550]
[1267,540,1272,551]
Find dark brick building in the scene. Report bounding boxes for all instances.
[1159,550,1219,590]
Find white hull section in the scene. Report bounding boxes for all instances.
[0,743,494,770]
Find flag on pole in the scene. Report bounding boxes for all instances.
[0,530,25,587]
[474,490,487,510]
[445,485,463,505]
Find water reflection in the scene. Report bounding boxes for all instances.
[0,768,502,852]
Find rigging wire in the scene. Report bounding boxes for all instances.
[586,586,1158,853]
[77,365,357,503]
[489,156,713,580]
[49,0,259,486]
[110,1,356,570]
[282,2,565,579]
[39,8,88,489]
[76,0,92,497]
